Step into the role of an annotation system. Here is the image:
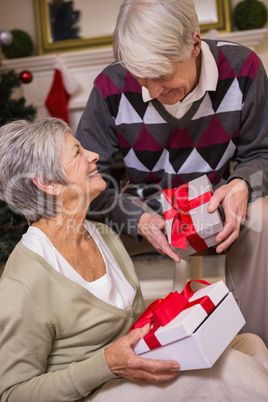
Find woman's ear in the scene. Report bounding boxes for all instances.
[32,177,60,196]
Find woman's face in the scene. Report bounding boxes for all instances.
[59,134,106,213]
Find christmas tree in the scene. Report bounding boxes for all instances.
[0,68,37,269]
[0,69,36,125]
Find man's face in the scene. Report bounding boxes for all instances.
[135,35,202,105]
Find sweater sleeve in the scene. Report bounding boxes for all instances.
[0,278,117,402]
[76,83,119,175]
[87,189,144,240]
[228,56,268,199]
[76,78,145,240]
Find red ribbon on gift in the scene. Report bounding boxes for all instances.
[131,280,215,350]
[163,184,212,252]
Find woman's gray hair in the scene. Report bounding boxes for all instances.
[113,0,200,79]
[0,118,71,224]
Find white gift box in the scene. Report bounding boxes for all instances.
[161,175,224,258]
[133,281,245,371]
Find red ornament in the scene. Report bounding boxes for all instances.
[19,70,33,84]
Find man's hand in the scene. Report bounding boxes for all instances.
[137,212,180,263]
[105,324,180,383]
[208,178,249,253]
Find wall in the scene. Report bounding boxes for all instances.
[0,0,37,52]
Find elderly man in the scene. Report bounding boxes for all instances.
[76,0,268,345]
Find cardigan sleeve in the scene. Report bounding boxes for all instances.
[0,278,117,402]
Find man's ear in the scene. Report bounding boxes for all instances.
[32,177,60,196]
[192,32,202,57]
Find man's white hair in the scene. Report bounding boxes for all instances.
[113,0,200,79]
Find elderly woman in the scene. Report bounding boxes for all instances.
[0,118,268,402]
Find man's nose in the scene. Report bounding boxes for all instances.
[146,80,164,99]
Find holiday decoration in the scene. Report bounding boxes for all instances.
[1,29,33,59]
[0,30,13,46]
[0,69,36,126]
[19,70,33,84]
[234,0,268,31]
[45,55,79,124]
[0,68,37,271]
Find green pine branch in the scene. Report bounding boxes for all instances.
[0,68,36,267]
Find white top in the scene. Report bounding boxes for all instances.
[142,41,219,119]
[22,221,135,310]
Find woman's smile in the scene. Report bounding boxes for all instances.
[87,168,100,179]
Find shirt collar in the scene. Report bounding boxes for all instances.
[141,41,218,104]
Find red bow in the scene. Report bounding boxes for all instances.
[131,280,215,350]
[163,184,212,252]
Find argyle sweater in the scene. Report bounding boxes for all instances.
[77,40,268,237]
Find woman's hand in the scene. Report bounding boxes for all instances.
[104,324,180,383]
[208,178,249,253]
[137,213,180,263]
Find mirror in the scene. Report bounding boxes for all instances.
[34,0,232,55]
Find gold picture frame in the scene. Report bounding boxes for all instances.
[34,0,232,55]
[199,0,232,34]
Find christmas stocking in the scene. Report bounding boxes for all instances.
[45,55,79,125]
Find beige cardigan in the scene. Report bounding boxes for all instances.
[0,222,145,402]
